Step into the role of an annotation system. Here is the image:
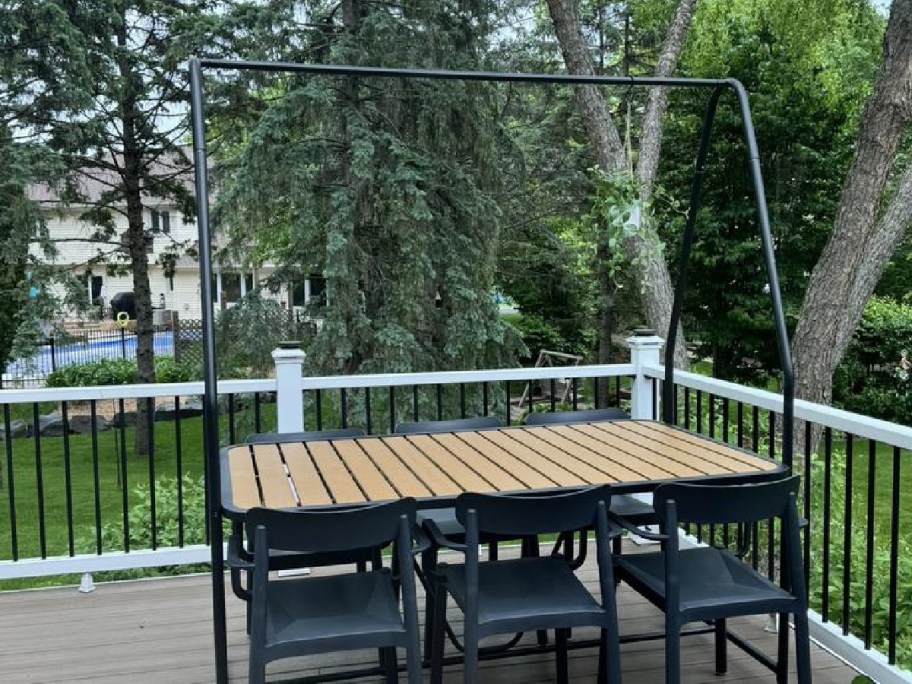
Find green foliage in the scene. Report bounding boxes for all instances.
[214,2,522,377]
[834,296,912,424]
[655,0,884,383]
[78,474,209,580]
[46,356,197,388]
[214,292,311,378]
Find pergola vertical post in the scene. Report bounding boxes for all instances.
[628,329,664,420]
[273,342,305,433]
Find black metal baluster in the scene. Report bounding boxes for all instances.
[175,396,184,548]
[752,406,759,453]
[673,383,678,425]
[389,387,396,434]
[147,397,157,550]
[227,394,236,443]
[767,411,776,580]
[436,384,443,421]
[315,389,323,431]
[483,382,490,417]
[412,386,419,422]
[460,383,467,418]
[864,439,876,649]
[571,378,578,411]
[341,388,349,428]
[652,378,658,419]
[822,427,833,621]
[842,433,854,634]
[254,392,262,433]
[888,446,901,663]
[803,420,812,589]
[62,402,74,556]
[737,402,744,448]
[708,394,716,439]
[118,398,129,552]
[365,387,372,435]
[506,381,512,426]
[32,404,46,558]
[593,378,600,409]
[684,387,691,430]
[696,390,703,433]
[4,404,17,560]
[615,376,621,408]
[90,401,102,554]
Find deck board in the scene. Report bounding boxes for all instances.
[0,542,858,683]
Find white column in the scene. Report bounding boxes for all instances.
[627,329,664,420]
[272,343,305,433]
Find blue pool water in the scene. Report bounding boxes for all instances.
[4,331,180,383]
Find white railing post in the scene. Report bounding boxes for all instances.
[272,342,305,433]
[627,329,664,419]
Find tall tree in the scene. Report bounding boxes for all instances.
[546,0,698,367]
[0,1,90,371]
[56,2,212,453]
[791,0,912,417]
[654,0,882,383]
[215,1,521,380]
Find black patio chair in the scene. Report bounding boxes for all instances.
[228,428,379,631]
[429,485,622,684]
[525,407,658,563]
[393,416,535,657]
[612,475,810,684]
[245,499,422,684]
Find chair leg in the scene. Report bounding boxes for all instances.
[383,647,398,684]
[463,616,478,684]
[794,609,812,684]
[523,537,549,647]
[715,618,727,675]
[248,646,265,684]
[488,541,498,561]
[556,628,570,684]
[777,612,789,684]
[598,626,622,684]
[665,616,681,684]
[430,579,448,684]
[421,546,438,661]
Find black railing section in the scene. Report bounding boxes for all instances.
[669,380,911,667]
[0,372,631,572]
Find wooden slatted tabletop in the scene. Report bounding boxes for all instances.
[220,420,783,514]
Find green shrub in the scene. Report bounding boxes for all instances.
[46,356,198,387]
[77,474,209,580]
[834,296,912,424]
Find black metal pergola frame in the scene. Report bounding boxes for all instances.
[188,57,794,683]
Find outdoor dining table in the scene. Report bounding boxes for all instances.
[219,419,785,517]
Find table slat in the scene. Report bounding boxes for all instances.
[250,444,297,508]
[580,423,709,477]
[432,434,528,491]
[280,442,333,506]
[498,429,615,485]
[539,425,668,481]
[453,432,557,489]
[333,439,399,502]
[377,438,461,497]
[475,430,585,487]
[356,440,433,498]
[227,447,262,510]
[306,441,367,504]
[400,435,495,492]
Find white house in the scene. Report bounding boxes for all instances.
[27,155,321,322]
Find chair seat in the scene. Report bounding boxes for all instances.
[264,570,406,653]
[615,546,798,622]
[441,557,604,632]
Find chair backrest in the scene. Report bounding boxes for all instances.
[524,407,629,425]
[393,416,502,435]
[653,475,800,527]
[244,427,366,444]
[456,485,611,537]
[246,498,416,555]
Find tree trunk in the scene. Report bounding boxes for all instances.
[546,0,694,368]
[791,0,912,442]
[117,18,155,456]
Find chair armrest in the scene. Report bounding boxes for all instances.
[606,510,669,542]
[411,525,432,555]
[422,519,468,552]
[227,533,255,570]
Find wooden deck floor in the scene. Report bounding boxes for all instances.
[0,547,858,683]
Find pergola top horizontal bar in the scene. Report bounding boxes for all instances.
[195,58,733,89]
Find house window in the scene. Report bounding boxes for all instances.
[309,275,326,307]
[151,209,171,234]
[222,273,242,304]
[84,274,103,305]
[244,273,254,295]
